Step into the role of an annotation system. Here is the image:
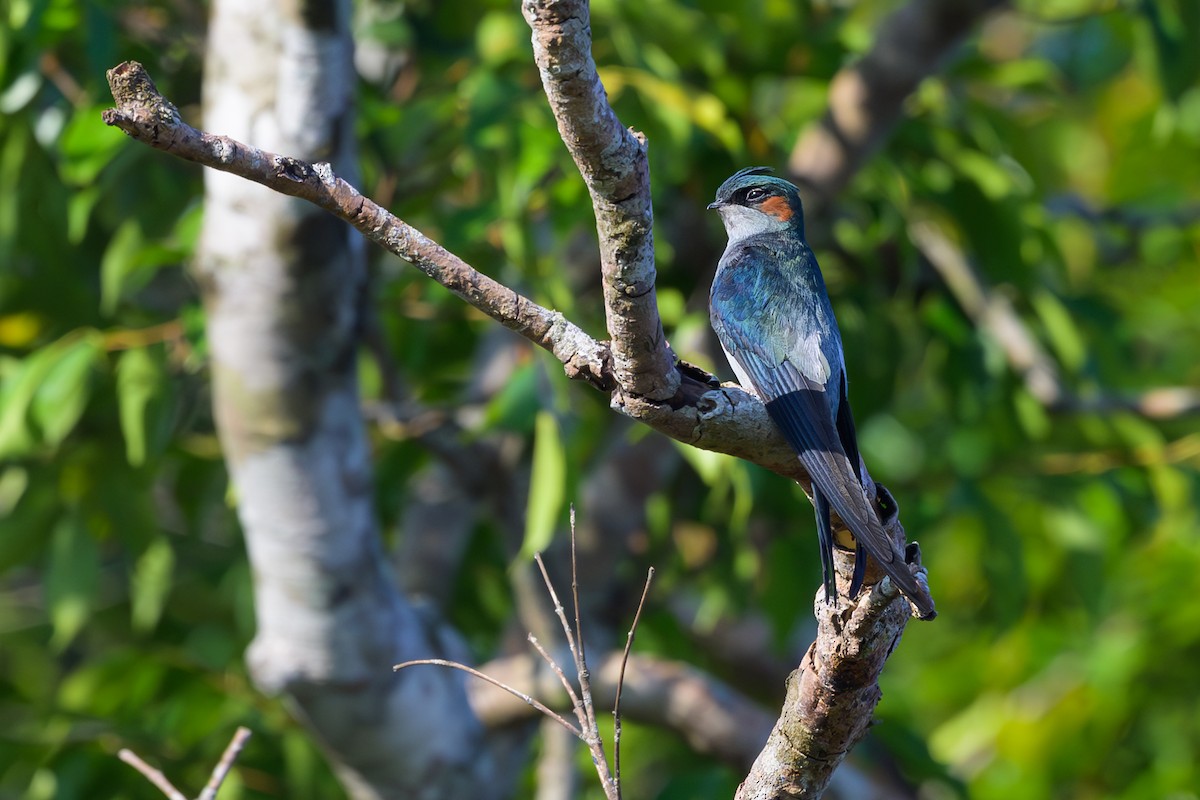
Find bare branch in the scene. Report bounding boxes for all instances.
[521,0,679,401]
[199,727,252,800]
[527,633,587,727]
[103,59,939,795]
[566,510,597,745]
[101,62,920,564]
[117,749,188,800]
[120,726,251,800]
[102,61,613,394]
[395,659,583,739]
[533,552,616,795]
[911,220,1200,419]
[471,650,774,773]
[614,567,654,788]
[790,0,1009,212]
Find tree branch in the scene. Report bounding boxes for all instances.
[521,0,679,401]
[100,61,856,499]
[911,220,1200,419]
[735,576,916,800]
[790,0,1009,212]
[103,61,613,394]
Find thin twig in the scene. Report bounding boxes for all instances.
[117,749,188,800]
[533,543,617,798]
[527,632,587,726]
[613,566,655,792]
[567,508,602,760]
[198,727,252,800]
[533,553,584,694]
[394,658,582,738]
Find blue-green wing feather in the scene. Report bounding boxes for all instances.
[713,297,941,616]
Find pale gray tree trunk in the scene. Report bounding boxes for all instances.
[195,1,497,796]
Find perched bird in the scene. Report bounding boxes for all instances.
[707,167,936,620]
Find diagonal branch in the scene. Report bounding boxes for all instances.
[102,62,613,395]
[735,574,916,800]
[521,0,679,402]
[100,61,813,492]
[911,220,1200,419]
[790,0,1009,213]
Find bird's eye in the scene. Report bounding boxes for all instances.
[745,187,767,202]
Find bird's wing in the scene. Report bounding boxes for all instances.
[715,319,893,562]
[717,319,937,617]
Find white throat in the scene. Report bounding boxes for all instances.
[716,205,790,242]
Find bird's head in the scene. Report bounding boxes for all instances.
[707,166,806,240]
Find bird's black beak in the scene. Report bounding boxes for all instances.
[706,201,724,210]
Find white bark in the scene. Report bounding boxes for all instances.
[196,1,496,796]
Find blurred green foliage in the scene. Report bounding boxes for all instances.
[2,0,1199,798]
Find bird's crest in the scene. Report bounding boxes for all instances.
[730,165,774,181]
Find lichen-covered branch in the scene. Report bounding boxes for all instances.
[101,61,807,488]
[103,61,613,394]
[735,577,916,800]
[521,0,679,401]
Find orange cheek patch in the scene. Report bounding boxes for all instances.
[759,195,793,222]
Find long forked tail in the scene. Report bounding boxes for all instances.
[800,449,937,619]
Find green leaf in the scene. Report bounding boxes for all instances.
[675,439,730,486]
[99,220,145,316]
[30,334,102,448]
[0,332,101,457]
[58,104,128,186]
[116,347,166,466]
[521,410,565,559]
[131,537,174,634]
[45,516,99,651]
[1013,388,1051,440]
[954,150,1016,200]
[1031,290,1086,373]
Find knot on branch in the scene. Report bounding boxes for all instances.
[105,61,181,126]
[563,341,616,392]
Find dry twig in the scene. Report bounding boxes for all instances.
[397,511,655,800]
[118,727,251,800]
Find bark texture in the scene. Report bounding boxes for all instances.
[735,576,914,800]
[522,0,679,402]
[191,2,495,797]
[105,51,930,798]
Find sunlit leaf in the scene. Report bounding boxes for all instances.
[521,410,565,559]
[30,333,103,448]
[131,537,174,634]
[116,346,166,466]
[1031,290,1086,373]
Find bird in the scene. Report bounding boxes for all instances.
[707,166,936,620]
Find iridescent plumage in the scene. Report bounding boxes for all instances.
[708,167,936,619]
